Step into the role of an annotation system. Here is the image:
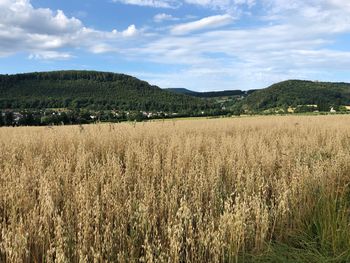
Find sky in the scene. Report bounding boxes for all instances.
[0,0,350,91]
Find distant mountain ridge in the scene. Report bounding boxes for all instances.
[1,71,349,114]
[0,70,210,111]
[165,88,198,96]
[166,88,257,98]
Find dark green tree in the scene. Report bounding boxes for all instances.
[4,112,14,126]
[0,111,3,126]
[19,112,36,126]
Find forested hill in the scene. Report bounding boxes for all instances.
[242,80,350,111]
[0,71,210,111]
[2,72,349,115]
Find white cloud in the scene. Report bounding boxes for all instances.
[122,25,138,37]
[328,0,350,10]
[171,14,233,35]
[184,0,256,11]
[89,44,114,54]
[154,13,178,22]
[0,0,138,59]
[28,51,73,60]
[112,0,256,11]
[111,0,180,8]
[0,0,82,34]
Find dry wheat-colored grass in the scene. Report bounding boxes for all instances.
[1,115,350,262]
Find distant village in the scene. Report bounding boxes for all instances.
[0,109,214,126]
[0,104,349,127]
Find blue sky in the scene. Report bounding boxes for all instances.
[0,0,350,91]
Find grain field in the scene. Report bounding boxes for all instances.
[1,115,350,262]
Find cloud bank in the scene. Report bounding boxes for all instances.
[1,0,350,90]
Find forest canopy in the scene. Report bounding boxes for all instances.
[0,71,211,111]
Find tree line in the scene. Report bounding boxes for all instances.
[0,108,235,127]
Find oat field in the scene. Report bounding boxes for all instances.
[1,116,350,262]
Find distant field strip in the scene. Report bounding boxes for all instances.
[1,116,350,262]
